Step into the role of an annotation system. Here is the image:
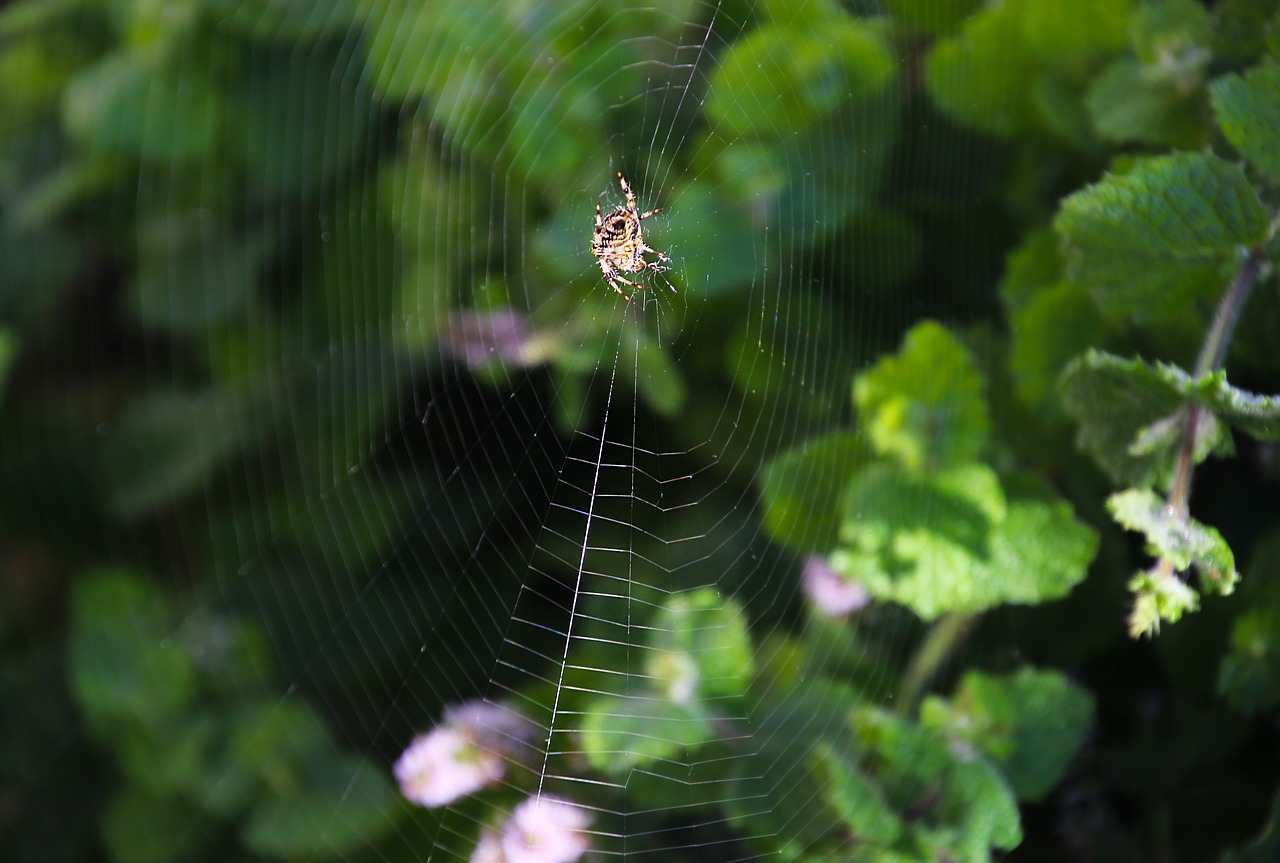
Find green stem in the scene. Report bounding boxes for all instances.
[896,612,975,716]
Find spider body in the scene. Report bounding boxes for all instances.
[592,172,671,301]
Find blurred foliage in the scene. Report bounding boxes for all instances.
[3,1,1280,862]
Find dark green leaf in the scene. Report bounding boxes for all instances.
[1219,527,1280,713]
[884,0,983,34]
[922,668,1095,802]
[1063,350,1280,486]
[100,788,204,863]
[243,756,398,858]
[1008,281,1109,412]
[1086,58,1208,148]
[925,0,1038,136]
[758,431,870,553]
[62,48,222,162]
[1211,64,1280,184]
[813,742,903,844]
[0,328,14,405]
[1131,0,1211,64]
[100,388,272,518]
[207,0,357,41]
[67,570,196,735]
[706,22,896,137]
[229,39,377,192]
[1211,0,1280,63]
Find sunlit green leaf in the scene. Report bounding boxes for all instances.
[830,463,1095,620]
[1055,153,1269,325]
[648,589,753,699]
[854,321,989,472]
[580,694,715,773]
[1108,488,1238,595]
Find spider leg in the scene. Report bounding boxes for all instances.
[600,262,638,302]
[595,202,603,230]
[639,208,662,220]
[640,243,671,264]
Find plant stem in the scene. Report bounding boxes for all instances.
[896,612,975,715]
[1166,217,1276,517]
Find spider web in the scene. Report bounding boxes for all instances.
[4,1,1019,862]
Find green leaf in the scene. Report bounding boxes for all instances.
[922,668,1095,802]
[100,388,272,518]
[659,181,761,296]
[648,589,754,699]
[998,228,1065,314]
[927,0,1127,137]
[1131,0,1211,64]
[1219,527,1280,713]
[243,756,398,858]
[1219,602,1280,714]
[853,321,990,472]
[1211,0,1280,64]
[758,431,870,553]
[884,0,983,34]
[100,787,203,863]
[228,39,377,192]
[1008,281,1109,412]
[580,694,716,773]
[706,21,896,138]
[925,0,1038,136]
[1086,57,1208,148]
[1211,64,1280,184]
[129,216,274,335]
[830,463,1096,620]
[1063,350,1280,485]
[1060,351,1214,486]
[1108,488,1238,595]
[0,328,14,405]
[206,0,356,41]
[813,743,903,844]
[621,330,686,420]
[1055,153,1269,325]
[62,48,222,162]
[852,707,1023,858]
[1220,791,1280,863]
[67,569,196,735]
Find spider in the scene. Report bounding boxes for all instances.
[591,172,672,302]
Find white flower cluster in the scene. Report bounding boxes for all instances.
[472,796,592,863]
[393,700,535,808]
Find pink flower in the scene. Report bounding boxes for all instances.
[447,700,538,750]
[470,831,506,863]
[394,725,505,808]
[803,556,871,618]
[499,796,592,863]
